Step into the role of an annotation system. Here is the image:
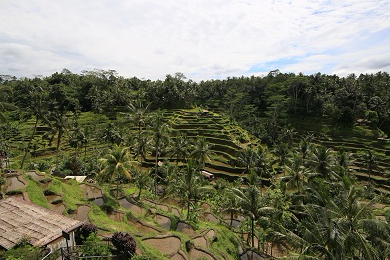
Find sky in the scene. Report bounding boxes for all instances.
[1,0,390,81]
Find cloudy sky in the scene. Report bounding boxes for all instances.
[1,0,390,81]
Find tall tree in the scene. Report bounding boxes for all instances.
[174,160,205,220]
[191,136,214,170]
[362,150,380,184]
[232,171,273,249]
[149,110,170,197]
[98,144,134,199]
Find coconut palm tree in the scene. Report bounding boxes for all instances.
[124,100,149,141]
[191,136,214,170]
[285,178,390,260]
[297,136,313,165]
[232,171,274,249]
[174,160,205,220]
[308,145,336,179]
[237,147,259,174]
[168,132,190,165]
[134,131,150,163]
[273,142,290,167]
[98,144,135,199]
[282,153,315,193]
[20,84,48,169]
[362,150,380,184]
[133,167,150,200]
[149,110,170,197]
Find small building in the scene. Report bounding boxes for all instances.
[0,197,82,251]
[201,170,214,180]
[64,175,87,183]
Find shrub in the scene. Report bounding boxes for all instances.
[111,231,137,259]
[80,233,111,258]
[75,223,98,245]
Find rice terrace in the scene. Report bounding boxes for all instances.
[1,70,390,259]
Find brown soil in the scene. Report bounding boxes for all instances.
[203,213,219,223]
[205,229,215,239]
[171,250,189,260]
[193,236,208,248]
[93,197,104,206]
[155,214,171,229]
[188,248,214,260]
[5,176,27,192]
[143,236,181,256]
[108,211,125,221]
[50,202,66,214]
[26,171,45,181]
[131,220,161,234]
[176,222,196,236]
[72,205,91,222]
[80,184,103,199]
[119,198,146,215]
[45,194,62,203]
[143,199,169,211]
[172,207,182,217]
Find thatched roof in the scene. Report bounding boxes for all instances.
[0,197,82,250]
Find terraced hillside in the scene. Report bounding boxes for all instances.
[288,115,390,194]
[142,109,259,181]
[1,170,264,260]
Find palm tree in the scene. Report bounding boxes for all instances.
[134,131,150,163]
[232,171,273,249]
[191,136,214,170]
[133,167,150,200]
[282,153,314,193]
[362,150,380,184]
[237,147,259,174]
[297,136,312,165]
[221,188,241,228]
[174,160,205,220]
[20,84,48,169]
[286,178,390,260]
[98,144,134,199]
[168,133,190,166]
[69,127,87,160]
[273,142,290,167]
[308,145,335,179]
[149,110,170,197]
[124,100,149,141]
[45,110,71,170]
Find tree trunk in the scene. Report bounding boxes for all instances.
[137,186,142,200]
[21,117,38,169]
[55,127,63,170]
[251,217,255,248]
[116,177,119,199]
[187,193,191,220]
[230,211,234,228]
[154,138,160,198]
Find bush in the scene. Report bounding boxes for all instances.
[80,233,111,258]
[75,223,98,245]
[111,231,137,259]
[1,237,46,260]
[1,244,45,260]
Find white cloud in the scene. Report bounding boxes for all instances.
[0,0,390,80]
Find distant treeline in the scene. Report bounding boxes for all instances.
[1,69,390,135]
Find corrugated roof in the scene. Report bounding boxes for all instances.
[0,197,82,250]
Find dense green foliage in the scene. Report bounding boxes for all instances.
[1,69,390,259]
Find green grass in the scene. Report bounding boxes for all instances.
[88,204,132,232]
[26,179,49,208]
[47,178,85,210]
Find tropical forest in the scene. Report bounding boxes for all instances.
[1,69,390,260]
